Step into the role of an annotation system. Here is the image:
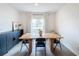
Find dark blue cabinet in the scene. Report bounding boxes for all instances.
[6,32,14,51]
[0,33,7,55]
[0,30,23,56]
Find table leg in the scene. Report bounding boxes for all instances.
[28,39,32,56]
[50,39,54,52]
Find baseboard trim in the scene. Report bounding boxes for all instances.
[62,43,78,56]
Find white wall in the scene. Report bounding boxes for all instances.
[19,12,31,33]
[45,12,56,33]
[56,3,79,55]
[0,4,20,33]
[19,12,56,33]
[0,4,57,34]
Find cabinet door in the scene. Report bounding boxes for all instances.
[0,33,7,55]
[13,31,20,45]
[6,32,14,51]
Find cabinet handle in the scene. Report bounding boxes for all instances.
[13,38,15,41]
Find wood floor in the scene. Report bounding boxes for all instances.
[4,39,76,56]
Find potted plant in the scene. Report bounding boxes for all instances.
[39,29,42,37]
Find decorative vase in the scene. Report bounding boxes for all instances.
[39,30,42,37]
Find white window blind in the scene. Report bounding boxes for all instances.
[31,14,45,34]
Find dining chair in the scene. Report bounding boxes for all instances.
[20,40,29,53]
[35,38,46,56]
[50,31,62,50]
[54,37,62,50]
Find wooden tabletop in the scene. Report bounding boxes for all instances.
[19,32,63,40]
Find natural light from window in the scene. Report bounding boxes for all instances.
[31,17,45,35]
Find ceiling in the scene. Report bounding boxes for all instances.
[10,3,65,13]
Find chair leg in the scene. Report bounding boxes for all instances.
[20,41,28,52]
[59,42,62,51]
[45,46,46,56]
[45,40,46,56]
[24,43,29,50]
[20,43,23,52]
[24,43,29,55]
[45,41,46,56]
[35,47,37,56]
[54,43,58,50]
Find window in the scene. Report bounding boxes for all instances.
[31,15,45,34]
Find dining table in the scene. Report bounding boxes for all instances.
[19,32,63,55]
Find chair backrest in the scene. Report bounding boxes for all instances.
[36,38,46,42]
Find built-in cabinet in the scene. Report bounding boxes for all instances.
[0,33,7,55]
[0,30,23,56]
